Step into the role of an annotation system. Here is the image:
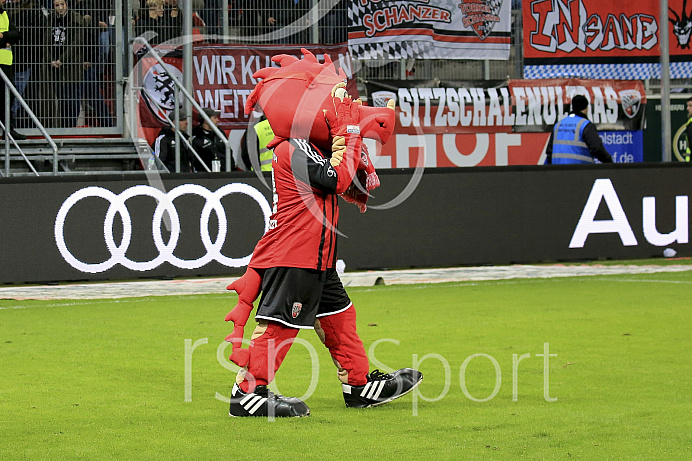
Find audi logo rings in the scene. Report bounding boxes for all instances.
[55,183,272,273]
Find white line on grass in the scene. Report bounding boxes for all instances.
[592,278,692,284]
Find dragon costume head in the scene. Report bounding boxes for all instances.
[244,48,396,151]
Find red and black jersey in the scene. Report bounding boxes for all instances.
[249,137,359,271]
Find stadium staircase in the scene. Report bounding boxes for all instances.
[2,137,151,176]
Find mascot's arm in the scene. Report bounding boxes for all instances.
[289,140,340,194]
[324,84,363,194]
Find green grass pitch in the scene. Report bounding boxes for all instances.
[2,271,692,460]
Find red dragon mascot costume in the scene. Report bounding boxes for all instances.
[224,49,422,417]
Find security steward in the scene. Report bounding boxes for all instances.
[253,118,274,171]
[240,115,274,172]
[545,94,613,165]
[0,0,25,140]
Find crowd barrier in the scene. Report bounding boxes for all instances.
[1,164,689,284]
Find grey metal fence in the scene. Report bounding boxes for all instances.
[8,0,122,134]
[7,0,685,142]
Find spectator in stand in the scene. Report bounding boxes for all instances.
[198,0,218,36]
[236,0,280,39]
[76,0,113,126]
[135,0,166,45]
[151,108,194,172]
[160,0,181,43]
[191,107,233,172]
[38,0,84,128]
[9,0,45,130]
[130,0,139,25]
[190,0,206,39]
[0,0,25,140]
[272,0,310,44]
[319,0,346,44]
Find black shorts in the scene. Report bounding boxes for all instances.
[255,267,352,329]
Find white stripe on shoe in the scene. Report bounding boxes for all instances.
[239,392,255,406]
[233,384,269,415]
[245,395,262,409]
[371,381,386,400]
[360,382,372,398]
[247,397,267,415]
[366,381,380,400]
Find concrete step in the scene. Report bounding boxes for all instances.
[1,137,149,176]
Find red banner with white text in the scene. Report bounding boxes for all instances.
[523,0,692,79]
[137,44,353,130]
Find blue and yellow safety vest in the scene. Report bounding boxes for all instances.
[551,114,594,165]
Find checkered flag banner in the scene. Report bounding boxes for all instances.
[348,0,512,60]
[524,62,692,80]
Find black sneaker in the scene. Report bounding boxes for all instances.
[229,383,310,417]
[343,368,423,408]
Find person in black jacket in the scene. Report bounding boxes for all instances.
[191,107,233,172]
[8,0,44,130]
[545,94,613,165]
[75,0,113,127]
[38,0,85,128]
[151,109,194,172]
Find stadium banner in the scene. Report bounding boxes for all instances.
[643,95,692,163]
[137,44,352,130]
[508,79,646,132]
[0,165,689,284]
[523,0,692,79]
[348,0,512,60]
[363,78,645,167]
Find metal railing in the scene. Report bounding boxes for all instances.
[139,85,203,172]
[0,68,58,176]
[130,36,232,172]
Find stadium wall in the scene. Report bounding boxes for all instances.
[1,164,690,284]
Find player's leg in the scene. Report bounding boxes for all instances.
[230,267,325,417]
[316,305,369,386]
[225,268,264,367]
[316,269,423,408]
[240,320,298,393]
[230,320,310,417]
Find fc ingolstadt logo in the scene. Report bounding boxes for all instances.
[618,90,642,119]
[458,0,503,40]
[291,302,302,319]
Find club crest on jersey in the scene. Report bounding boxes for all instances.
[459,0,503,41]
[291,302,302,318]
